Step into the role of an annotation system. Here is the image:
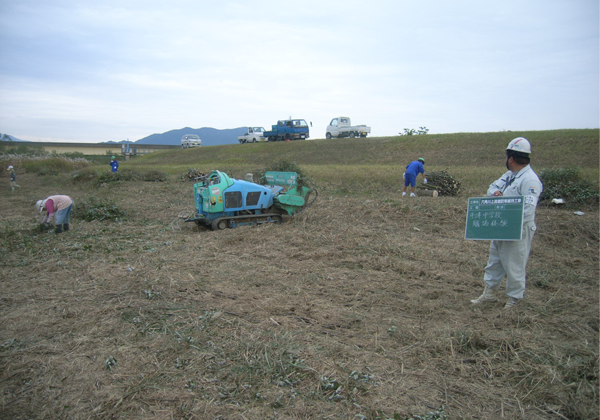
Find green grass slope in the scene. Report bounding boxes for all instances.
[126,129,599,197]
[130,129,598,168]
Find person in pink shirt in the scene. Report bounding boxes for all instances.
[36,195,74,233]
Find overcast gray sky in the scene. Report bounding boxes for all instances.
[0,0,598,143]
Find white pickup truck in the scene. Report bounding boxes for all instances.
[181,134,202,148]
[238,127,266,144]
[325,117,371,139]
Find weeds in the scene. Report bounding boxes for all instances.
[71,168,168,184]
[401,407,447,420]
[74,197,127,222]
[0,142,47,156]
[449,329,488,355]
[22,157,91,175]
[141,169,168,182]
[0,338,19,352]
[539,167,599,205]
[256,159,314,188]
[71,168,99,183]
[105,356,117,372]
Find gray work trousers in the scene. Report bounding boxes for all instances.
[483,222,536,299]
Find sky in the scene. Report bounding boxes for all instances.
[0,0,598,143]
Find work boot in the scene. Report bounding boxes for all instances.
[504,297,520,309]
[402,192,407,196]
[410,193,416,197]
[63,223,70,231]
[470,287,499,304]
[55,225,63,234]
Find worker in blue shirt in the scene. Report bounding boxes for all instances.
[110,156,119,173]
[402,158,427,197]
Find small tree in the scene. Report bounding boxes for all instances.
[400,127,429,136]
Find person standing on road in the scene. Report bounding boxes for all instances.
[471,137,543,309]
[110,156,119,173]
[7,165,20,191]
[36,195,74,234]
[402,158,427,197]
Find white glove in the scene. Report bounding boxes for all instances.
[423,178,428,184]
[402,173,405,179]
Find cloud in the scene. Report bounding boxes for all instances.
[0,0,597,142]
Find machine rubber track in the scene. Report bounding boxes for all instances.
[209,213,284,230]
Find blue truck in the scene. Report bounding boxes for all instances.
[264,119,310,142]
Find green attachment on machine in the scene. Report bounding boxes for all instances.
[265,171,313,216]
[275,186,312,215]
[265,171,299,187]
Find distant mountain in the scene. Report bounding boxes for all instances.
[0,127,247,146]
[136,127,247,146]
[0,134,25,142]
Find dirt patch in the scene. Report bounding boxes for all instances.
[0,175,598,419]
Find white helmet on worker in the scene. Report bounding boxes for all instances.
[36,200,46,213]
[7,165,13,169]
[506,137,531,154]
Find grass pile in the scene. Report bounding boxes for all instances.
[417,170,462,196]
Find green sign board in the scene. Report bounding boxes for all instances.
[465,196,524,241]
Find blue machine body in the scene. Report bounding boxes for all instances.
[187,170,314,230]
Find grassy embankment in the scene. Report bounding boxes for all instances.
[125,129,599,196]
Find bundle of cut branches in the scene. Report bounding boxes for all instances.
[418,169,462,196]
[180,168,207,182]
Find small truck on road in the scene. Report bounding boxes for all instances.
[238,127,266,144]
[264,119,310,141]
[325,117,371,139]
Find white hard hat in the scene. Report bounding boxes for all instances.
[7,165,13,169]
[36,200,45,213]
[506,137,531,154]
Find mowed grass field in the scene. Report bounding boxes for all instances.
[0,129,598,419]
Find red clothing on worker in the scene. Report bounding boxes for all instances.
[42,195,73,223]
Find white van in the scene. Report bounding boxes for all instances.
[181,134,202,148]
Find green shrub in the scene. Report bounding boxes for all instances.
[71,168,99,183]
[60,151,86,159]
[95,168,168,183]
[21,158,90,175]
[539,167,599,205]
[74,197,127,222]
[141,170,168,182]
[0,142,47,156]
[72,167,168,184]
[256,160,312,188]
[99,168,139,182]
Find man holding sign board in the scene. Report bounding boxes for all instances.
[470,137,543,309]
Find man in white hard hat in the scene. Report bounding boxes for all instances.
[471,137,543,309]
